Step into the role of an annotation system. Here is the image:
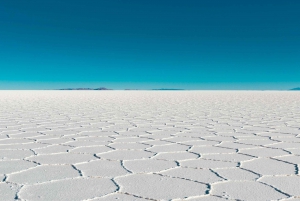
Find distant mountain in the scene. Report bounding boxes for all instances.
[152,88,185,90]
[59,88,93,90]
[94,87,110,90]
[59,87,111,90]
[124,89,139,90]
[290,87,300,90]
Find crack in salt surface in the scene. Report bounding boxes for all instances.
[258,181,291,197]
[1,91,300,200]
[71,165,83,176]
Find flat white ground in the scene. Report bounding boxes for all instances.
[0,91,300,201]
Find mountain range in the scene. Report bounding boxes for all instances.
[290,87,300,90]
[59,87,110,90]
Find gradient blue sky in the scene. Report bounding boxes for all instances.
[1,0,299,89]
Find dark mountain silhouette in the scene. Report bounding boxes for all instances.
[152,88,185,90]
[59,87,111,90]
[290,87,300,90]
[94,87,110,90]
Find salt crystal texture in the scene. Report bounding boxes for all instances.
[0,91,299,200]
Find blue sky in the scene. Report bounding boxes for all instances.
[0,0,299,89]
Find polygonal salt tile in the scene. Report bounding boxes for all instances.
[101,127,127,132]
[30,135,61,140]
[33,135,63,140]
[70,146,113,154]
[0,143,48,150]
[241,158,296,175]
[184,195,229,200]
[239,147,290,158]
[142,134,175,140]
[163,136,197,143]
[256,132,294,138]
[9,132,43,138]
[20,127,49,132]
[211,181,287,200]
[0,150,34,160]
[202,153,254,162]
[213,132,237,137]
[97,150,154,160]
[73,136,112,142]
[128,128,153,132]
[65,141,108,147]
[116,174,207,200]
[181,159,237,169]
[117,131,149,136]
[123,159,177,173]
[108,142,151,150]
[92,193,148,200]
[33,145,72,154]
[0,183,19,200]
[153,152,199,161]
[160,167,222,183]
[237,139,278,146]
[216,142,257,149]
[203,136,235,142]
[0,160,37,174]
[69,128,101,132]
[147,144,190,153]
[26,153,95,165]
[0,138,35,145]
[37,138,73,144]
[147,130,176,135]
[175,132,214,138]
[181,140,219,146]
[190,146,236,155]
[7,165,79,184]
[161,127,186,132]
[142,140,173,146]
[241,126,272,132]
[80,131,117,137]
[18,178,117,201]
[88,122,111,127]
[210,127,235,132]
[112,137,151,143]
[259,175,300,196]
[214,168,260,181]
[75,160,128,177]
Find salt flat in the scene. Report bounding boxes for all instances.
[0,90,300,201]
